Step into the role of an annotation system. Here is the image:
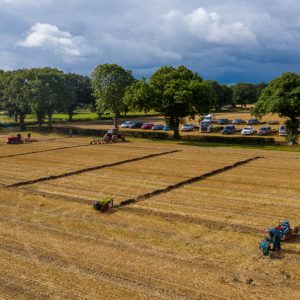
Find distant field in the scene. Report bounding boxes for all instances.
[0,134,299,299]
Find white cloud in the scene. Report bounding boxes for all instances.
[163,7,257,46]
[18,23,95,59]
[1,0,300,82]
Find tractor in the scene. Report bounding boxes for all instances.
[93,196,114,212]
[90,128,125,144]
[7,133,38,144]
[7,134,23,144]
[103,128,125,143]
[259,221,298,256]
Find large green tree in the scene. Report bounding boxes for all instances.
[126,66,214,139]
[231,83,257,107]
[206,80,233,111]
[0,70,5,111]
[3,69,31,129]
[151,66,215,139]
[29,68,74,128]
[253,72,300,145]
[91,64,134,127]
[64,73,94,122]
[124,77,154,115]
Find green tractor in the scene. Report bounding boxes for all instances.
[93,196,114,212]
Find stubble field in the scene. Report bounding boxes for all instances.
[0,133,299,299]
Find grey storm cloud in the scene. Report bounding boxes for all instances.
[0,0,300,83]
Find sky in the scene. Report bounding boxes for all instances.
[1,0,300,83]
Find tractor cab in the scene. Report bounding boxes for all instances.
[107,128,117,135]
[93,197,114,212]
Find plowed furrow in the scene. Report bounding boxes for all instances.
[7,150,181,188]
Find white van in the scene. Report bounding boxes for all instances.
[279,125,287,136]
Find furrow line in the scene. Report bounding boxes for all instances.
[7,150,181,188]
[117,156,262,207]
[0,143,90,159]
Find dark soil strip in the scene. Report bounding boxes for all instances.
[117,156,262,208]
[0,143,90,159]
[7,150,181,188]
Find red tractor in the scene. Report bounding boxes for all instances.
[7,133,38,144]
[7,134,23,144]
[90,128,125,144]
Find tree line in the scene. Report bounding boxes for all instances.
[0,64,299,143]
[0,68,94,129]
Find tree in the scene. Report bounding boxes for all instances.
[91,64,134,127]
[29,68,73,128]
[3,70,31,129]
[255,82,268,99]
[231,83,257,107]
[206,80,233,111]
[0,70,5,111]
[253,72,300,145]
[149,66,214,139]
[64,73,94,122]
[124,77,154,115]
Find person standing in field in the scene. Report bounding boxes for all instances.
[268,228,281,252]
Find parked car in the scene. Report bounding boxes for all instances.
[258,126,272,136]
[247,118,260,125]
[201,114,215,123]
[141,123,155,130]
[128,121,143,128]
[222,125,235,135]
[0,122,10,128]
[120,121,134,128]
[217,118,229,125]
[151,124,164,130]
[181,124,195,131]
[241,126,257,135]
[232,119,246,125]
[279,125,287,136]
[163,125,172,131]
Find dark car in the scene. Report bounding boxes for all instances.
[217,118,229,125]
[151,124,164,130]
[232,119,246,125]
[247,118,260,125]
[222,125,235,135]
[258,126,272,136]
[128,121,143,128]
[0,122,11,128]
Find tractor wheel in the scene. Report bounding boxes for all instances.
[101,203,110,212]
[103,134,110,142]
[283,230,292,241]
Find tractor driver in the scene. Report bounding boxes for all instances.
[267,228,281,252]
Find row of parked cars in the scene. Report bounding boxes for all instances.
[120,120,288,136]
[222,125,287,136]
[210,118,280,126]
[120,121,172,131]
